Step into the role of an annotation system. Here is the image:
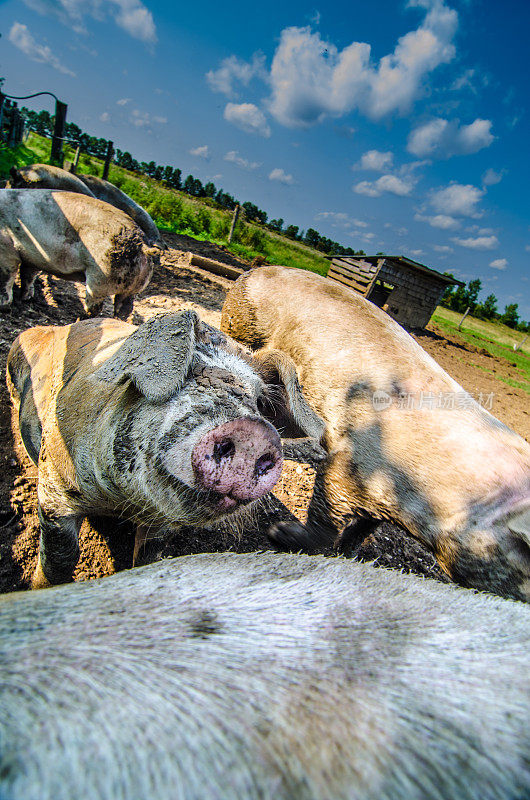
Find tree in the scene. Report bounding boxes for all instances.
[474,294,498,320]
[285,225,299,240]
[500,304,519,329]
[204,181,216,198]
[466,279,482,312]
[304,228,320,248]
[183,174,196,195]
[269,218,284,232]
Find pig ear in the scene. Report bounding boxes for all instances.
[252,349,325,441]
[95,311,199,403]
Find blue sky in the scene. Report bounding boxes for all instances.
[1,0,529,318]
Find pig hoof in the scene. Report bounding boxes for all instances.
[268,521,312,552]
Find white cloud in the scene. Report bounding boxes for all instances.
[130,108,165,128]
[21,0,157,44]
[489,258,508,270]
[482,168,503,186]
[206,53,266,97]
[407,117,494,158]
[451,235,499,250]
[315,212,369,229]
[99,111,110,122]
[117,97,131,105]
[408,249,425,256]
[357,150,394,171]
[265,1,457,127]
[224,150,261,170]
[224,103,271,137]
[430,183,483,217]
[415,212,460,229]
[433,244,454,252]
[525,245,530,253]
[354,174,413,197]
[190,145,210,159]
[9,22,76,76]
[269,168,294,185]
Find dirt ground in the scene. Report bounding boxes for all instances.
[1,231,528,594]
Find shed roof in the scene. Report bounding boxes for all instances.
[326,255,464,287]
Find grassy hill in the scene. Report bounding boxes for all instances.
[0,133,329,275]
[432,306,530,393]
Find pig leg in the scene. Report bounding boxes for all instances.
[0,249,20,309]
[19,264,41,301]
[132,525,148,567]
[83,285,105,318]
[269,449,377,553]
[31,504,82,588]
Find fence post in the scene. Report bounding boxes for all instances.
[458,307,470,331]
[228,204,240,243]
[0,93,5,142]
[102,140,114,179]
[513,334,528,353]
[7,102,18,147]
[72,146,81,172]
[50,100,67,164]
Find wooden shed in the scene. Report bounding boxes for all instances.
[326,255,464,329]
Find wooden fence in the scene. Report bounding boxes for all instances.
[0,97,25,148]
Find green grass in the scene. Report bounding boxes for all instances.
[5,133,329,275]
[431,306,530,394]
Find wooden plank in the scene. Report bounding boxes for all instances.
[328,272,371,293]
[329,264,372,284]
[188,253,245,281]
[328,270,370,295]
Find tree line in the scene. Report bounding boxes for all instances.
[21,108,364,258]
[441,277,528,332]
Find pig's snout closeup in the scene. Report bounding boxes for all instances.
[192,417,283,508]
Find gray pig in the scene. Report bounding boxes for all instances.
[0,550,528,800]
[7,164,166,250]
[0,189,157,317]
[78,173,167,249]
[6,311,322,587]
[7,163,95,196]
[221,266,530,602]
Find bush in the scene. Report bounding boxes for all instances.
[195,206,212,234]
[212,214,230,239]
[237,223,266,252]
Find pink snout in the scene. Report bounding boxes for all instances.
[192,417,283,508]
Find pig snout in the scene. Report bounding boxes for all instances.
[192,418,282,508]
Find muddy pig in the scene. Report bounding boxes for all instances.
[78,173,167,249]
[6,311,323,587]
[0,189,157,318]
[7,164,166,250]
[0,550,529,800]
[221,266,530,602]
[7,163,96,196]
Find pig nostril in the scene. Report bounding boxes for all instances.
[255,453,276,478]
[213,439,235,463]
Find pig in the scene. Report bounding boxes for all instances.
[78,173,167,249]
[7,163,96,196]
[6,310,323,588]
[0,189,157,318]
[221,266,530,602]
[0,550,529,800]
[7,164,167,250]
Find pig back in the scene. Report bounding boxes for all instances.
[0,551,528,800]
